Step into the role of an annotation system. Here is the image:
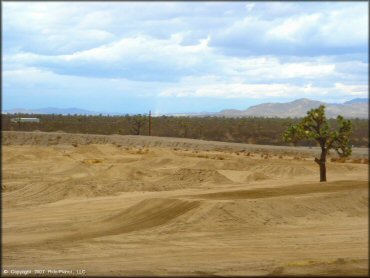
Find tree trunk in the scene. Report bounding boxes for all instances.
[315,146,327,182]
[319,162,326,182]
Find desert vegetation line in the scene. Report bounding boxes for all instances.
[2,113,368,148]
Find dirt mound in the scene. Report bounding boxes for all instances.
[3,131,368,158]
[50,163,95,178]
[173,180,368,232]
[103,165,155,180]
[5,198,200,246]
[3,175,195,207]
[250,164,315,178]
[191,180,367,200]
[246,172,270,182]
[3,179,92,206]
[3,177,142,206]
[101,198,200,234]
[3,154,32,163]
[216,170,269,183]
[159,168,233,186]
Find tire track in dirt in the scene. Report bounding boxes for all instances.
[3,198,200,247]
[186,180,367,200]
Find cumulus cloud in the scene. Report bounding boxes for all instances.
[211,2,368,56]
[5,35,359,85]
[5,35,214,81]
[2,2,368,111]
[159,81,367,99]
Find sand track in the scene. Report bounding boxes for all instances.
[189,180,367,200]
[4,198,200,247]
[2,132,368,276]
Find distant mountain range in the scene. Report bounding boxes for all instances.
[217,98,368,119]
[343,98,368,104]
[3,98,368,119]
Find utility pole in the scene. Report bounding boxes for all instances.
[148,110,152,136]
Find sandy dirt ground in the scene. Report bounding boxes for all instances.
[2,132,369,276]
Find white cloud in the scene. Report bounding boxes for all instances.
[334,83,368,96]
[57,35,209,65]
[267,5,368,47]
[245,3,255,12]
[5,36,346,83]
[319,6,368,47]
[2,2,368,111]
[159,81,367,99]
[4,35,214,81]
[4,2,368,56]
[3,67,170,97]
[267,13,321,42]
[220,56,337,80]
[211,2,368,56]
[4,32,366,98]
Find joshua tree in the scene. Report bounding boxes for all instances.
[129,114,147,135]
[283,105,352,182]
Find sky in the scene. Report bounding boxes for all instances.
[2,2,369,114]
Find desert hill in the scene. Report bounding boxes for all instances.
[4,98,368,119]
[218,98,368,118]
